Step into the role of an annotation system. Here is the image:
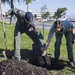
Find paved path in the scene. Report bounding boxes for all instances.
[0,18,53,30]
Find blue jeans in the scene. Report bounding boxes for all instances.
[54,31,74,62]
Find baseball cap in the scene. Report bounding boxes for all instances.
[25,12,33,23]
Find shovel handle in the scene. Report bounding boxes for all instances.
[0,1,8,50]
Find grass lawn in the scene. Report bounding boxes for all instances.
[0,22,75,75]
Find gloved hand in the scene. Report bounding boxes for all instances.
[42,50,46,56]
[35,25,39,30]
[5,8,14,16]
[41,44,46,56]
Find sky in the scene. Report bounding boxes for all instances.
[1,0,75,16]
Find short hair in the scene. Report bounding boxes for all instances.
[54,20,62,29]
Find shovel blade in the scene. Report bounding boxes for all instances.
[2,50,13,59]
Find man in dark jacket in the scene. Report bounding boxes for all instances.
[6,8,44,61]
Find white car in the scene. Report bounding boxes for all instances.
[41,19,47,22]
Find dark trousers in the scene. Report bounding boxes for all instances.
[14,24,44,60]
[54,31,74,62]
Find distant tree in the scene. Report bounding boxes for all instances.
[45,11,50,18]
[1,0,36,24]
[53,13,57,18]
[25,0,36,12]
[1,0,14,24]
[41,5,48,13]
[41,11,50,19]
[1,0,36,11]
[1,0,35,4]
[34,14,37,18]
[41,5,48,19]
[54,7,67,18]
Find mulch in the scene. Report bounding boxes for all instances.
[0,59,52,75]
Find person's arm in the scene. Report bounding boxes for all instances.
[5,8,14,16]
[44,38,51,51]
[13,8,25,19]
[42,25,55,56]
[5,8,25,19]
[24,19,36,30]
[41,38,51,56]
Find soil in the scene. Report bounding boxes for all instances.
[0,59,52,75]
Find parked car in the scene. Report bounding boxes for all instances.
[41,19,47,22]
[70,19,75,22]
[35,18,40,21]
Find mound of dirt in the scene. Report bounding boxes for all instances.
[0,59,51,75]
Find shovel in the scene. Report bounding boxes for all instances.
[0,1,12,59]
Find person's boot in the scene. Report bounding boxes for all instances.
[69,59,75,67]
[69,62,75,67]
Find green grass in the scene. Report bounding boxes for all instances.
[0,22,75,75]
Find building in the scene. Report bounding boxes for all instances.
[32,11,55,19]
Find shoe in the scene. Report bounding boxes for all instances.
[12,57,20,61]
[69,62,75,67]
[54,58,58,62]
